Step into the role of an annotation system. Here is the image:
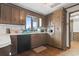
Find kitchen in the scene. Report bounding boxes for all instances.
[0,3,74,56]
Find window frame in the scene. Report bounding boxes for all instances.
[25,15,41,31]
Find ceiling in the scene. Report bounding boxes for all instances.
[13,3,77,15]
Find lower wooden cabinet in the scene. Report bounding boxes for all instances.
[10,33,48,55]
[10,35,17,56]
[10,34,32,55]
[31,33,47,48]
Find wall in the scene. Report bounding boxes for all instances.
[73,21,79,32]
[70,20,73,41]
[73,19,79,41]
[73,32,79,41]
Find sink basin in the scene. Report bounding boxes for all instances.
[0,34,11,48]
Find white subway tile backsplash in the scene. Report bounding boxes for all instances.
[0,24,25,34]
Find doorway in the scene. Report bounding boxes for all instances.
[69,11,79,48]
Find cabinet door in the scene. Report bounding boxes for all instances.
[47,13,53,26]
[10,35,17,56]
[12,6,20,24]
[20,8,26,25]
[1,4,12,24]
[41,33,47,45]
[31,34,46,48]
[51,10,62,48]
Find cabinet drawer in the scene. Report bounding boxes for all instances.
[31,34,41,39]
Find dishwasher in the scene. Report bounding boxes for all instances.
[17,35,31,53]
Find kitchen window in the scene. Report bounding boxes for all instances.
[26,15,42,32]
[26,16,32,32]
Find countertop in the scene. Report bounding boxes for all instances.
[10,32,47,35]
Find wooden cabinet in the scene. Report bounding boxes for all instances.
[31,34,47,48]
[0,4,44,25]
[52,8,66,49]
[10,35,17,56]
[0,4,1,23]
[46,13,53,26]
[52,10,62,48]
[10,35,31,55]
[0,4,12,24]
[31,34,41,48]
[12,6,20,24]
[47,8,66,49]
[0,4,20,24]
[41,33,47,44]
[20,8,26,25]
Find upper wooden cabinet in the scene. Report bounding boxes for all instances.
[0,4,12,24]
[0,4,45,25]
[20,8,26,25]
[0,4,20,24]
[0,4,26,25]
[46,13,53,26]
[12,6,20,24]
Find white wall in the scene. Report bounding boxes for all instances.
[73,20,79,32]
